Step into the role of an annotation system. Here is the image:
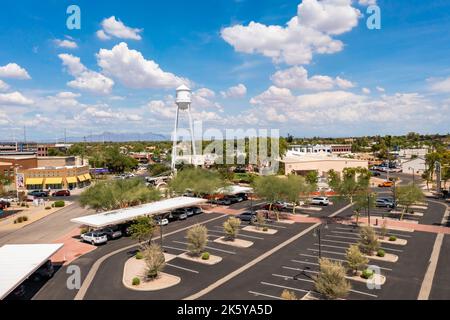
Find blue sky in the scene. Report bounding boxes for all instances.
[0,0,449,141]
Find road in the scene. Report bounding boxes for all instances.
[0,201,92,246]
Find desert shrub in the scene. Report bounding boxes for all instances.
[14,216,28,224]
[135,251,143,260]
[223,217,241,241]
[256,212,265,230]
[358,226,380,255]
[186,225,208,257]
[389,236,397,242]
[45,206,51,210]
[361,269,374,279]
[377,249,385,257]
[346,245,368,275]
[54,200,65,208]
[201,252,210,260]
[143,243,165,279]
[263,226,269,232]
[315,258,351,300]
[132,277,140,286]
[281,289,297,300]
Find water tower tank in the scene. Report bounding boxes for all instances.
[176,85,191,110]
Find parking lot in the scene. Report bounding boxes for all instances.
[201,206,438,300]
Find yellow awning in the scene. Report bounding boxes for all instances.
[77,175,86,182]
[84,173,92,180]
[66,176,77,184]
[45,177,63,185]
[26,178,44,185]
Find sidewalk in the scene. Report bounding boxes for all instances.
[51,227,96,265]
[351,217,450,235]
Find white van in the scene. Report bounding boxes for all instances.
[311,197,330,206]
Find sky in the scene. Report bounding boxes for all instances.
[0,0,450,141]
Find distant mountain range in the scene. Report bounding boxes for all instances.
[62,132,170,143]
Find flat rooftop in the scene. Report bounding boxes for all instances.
[0,244,63,299]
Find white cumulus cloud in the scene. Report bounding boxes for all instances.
[97,42,188,89]
[97,16,143,40]
[221,0,360,65]
[0,63,31,79]
[221,84,247,98]
[0,91,34,105]
[58,53,114,95]
[54,39,78,49]
[0,80,9,91]
[429,77,450,93]
[271,66,354,90]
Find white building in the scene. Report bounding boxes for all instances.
[288,144,352,156]
[401,157,427,175]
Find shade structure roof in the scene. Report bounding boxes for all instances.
[71,196,207,228]
[217,185,253,195]
[0,243,63,299]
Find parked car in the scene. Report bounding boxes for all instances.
[98,227,122,240]
[28,190,49,198]
[31,260,54,281]
[172,207,194,217]
[236,211,257,223]
[311,197,330,206]
[215,197,232,205]
[370,170,381,177]
[155,216,169,226]
[0,200,11,208]
[187,206,203,215]
[235,193,249,201]
[376,198,395,208]
[168,210,188,221]
[263,202,287,211]
[378,181,394,188]
[81,231,108,245]
[118,222,133,236]
[52,190,70,197]
[10,284,26,298]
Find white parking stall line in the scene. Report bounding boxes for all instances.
[166,263,199,274]
[313,243,404,253]
[333,227,412,238]
[272,273,313,283]
[163,245,187,252]
[260,281,310,294]
[272,273,378,298]
[248,291,284,300]
[172,240,236,255]
[208,229,264,240]
[326,234,359,241]
[307,248,345,256]
[293,257,392,271]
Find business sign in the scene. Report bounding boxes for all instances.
[16,173,25,190]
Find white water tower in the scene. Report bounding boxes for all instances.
[171,85,197,172]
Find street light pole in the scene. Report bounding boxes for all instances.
[367,194,371,226]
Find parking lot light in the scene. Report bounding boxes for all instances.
[313,224,328,259]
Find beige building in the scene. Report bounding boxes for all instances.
[17,165,91,191]
[282,154,368,177]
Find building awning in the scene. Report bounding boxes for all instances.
[84,173,92,180]
[77,175,86,182]
[71,197,207,228]
[0,244,63,300]
[66,176,77,184]
[45,177,62,185]
[26,178,44,185]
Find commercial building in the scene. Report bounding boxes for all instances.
[0,155,90,191]
[288,144,352,155]
[401,157,427,176]
[17,165,91,191]
[281,154,368,177]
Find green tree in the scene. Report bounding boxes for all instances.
[143,243,165,280]
[352,190,376,225]
[129,216,156,246]
[283,175,314,214]
[315,258,351,300]
[0,174,11,196]
[358,226,380,256]
[186,225,208,257]
[327,168,370,203]
[252,176,284,220]
[396,184,424,220]
[346,245,369,275]
[169,168,226,197]
[80,179,161,211]
[305,171,319,188]
[148,163,170,177]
